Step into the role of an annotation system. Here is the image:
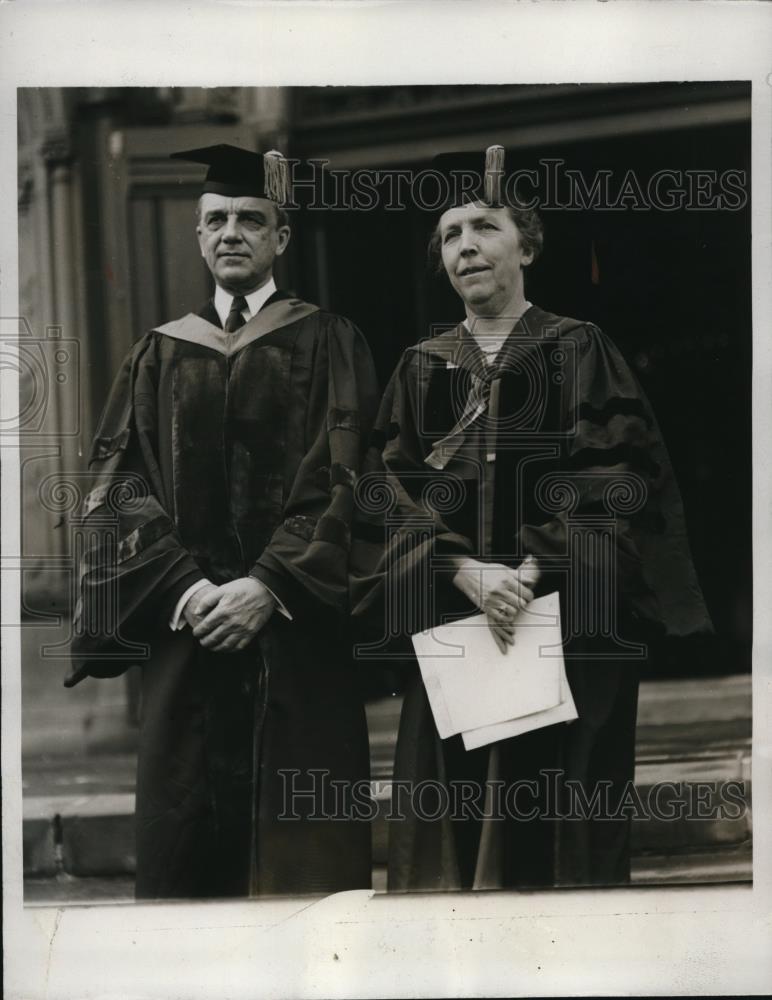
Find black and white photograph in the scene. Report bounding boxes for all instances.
[16,79,752,899]
[3,4,771,999]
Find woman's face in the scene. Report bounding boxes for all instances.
[439,203,533,315]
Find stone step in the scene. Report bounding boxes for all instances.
[24,875,136,906]
[24,793,137,878]
[20,621,140,758]
[22,675,752,885]
[631,841,752,885]
[23,840,753,907]
[23,745,751,881]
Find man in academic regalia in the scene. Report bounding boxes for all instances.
[66,145,379,899]
[353,146,712,892]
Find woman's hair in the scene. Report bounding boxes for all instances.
[427,204,544,274]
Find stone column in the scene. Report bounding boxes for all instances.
[23,129,84,614]
[242,87,291,151]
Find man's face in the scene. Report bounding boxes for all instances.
[439,203,533,315]
[196,194,290,294]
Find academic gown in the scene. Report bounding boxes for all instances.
[352,304,712,892]
[67,292,379,899]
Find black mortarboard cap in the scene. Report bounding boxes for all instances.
[170,143,290,203]
[430,145,510,211]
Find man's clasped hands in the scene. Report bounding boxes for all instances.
[183,577,276,653]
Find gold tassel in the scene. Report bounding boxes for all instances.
[263,149,289,205]
[484,144,505,206]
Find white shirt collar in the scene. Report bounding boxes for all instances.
[463,302,532,363]
[213,278,278,327]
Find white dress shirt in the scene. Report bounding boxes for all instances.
[170,277,290,631]
[213,277,277,328]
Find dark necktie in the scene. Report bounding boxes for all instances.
[224,295,248,333]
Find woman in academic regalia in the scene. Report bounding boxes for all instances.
[353,146,712,892]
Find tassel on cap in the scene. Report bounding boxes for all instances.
[170,144,289,201]
[263,150,289,206]
[484,144,505,206]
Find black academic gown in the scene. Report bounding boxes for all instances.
[67,292,379,899]
[352,304,712,892]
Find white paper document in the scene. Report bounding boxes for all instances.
[461,665,578,750]
[411,592,577,749]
